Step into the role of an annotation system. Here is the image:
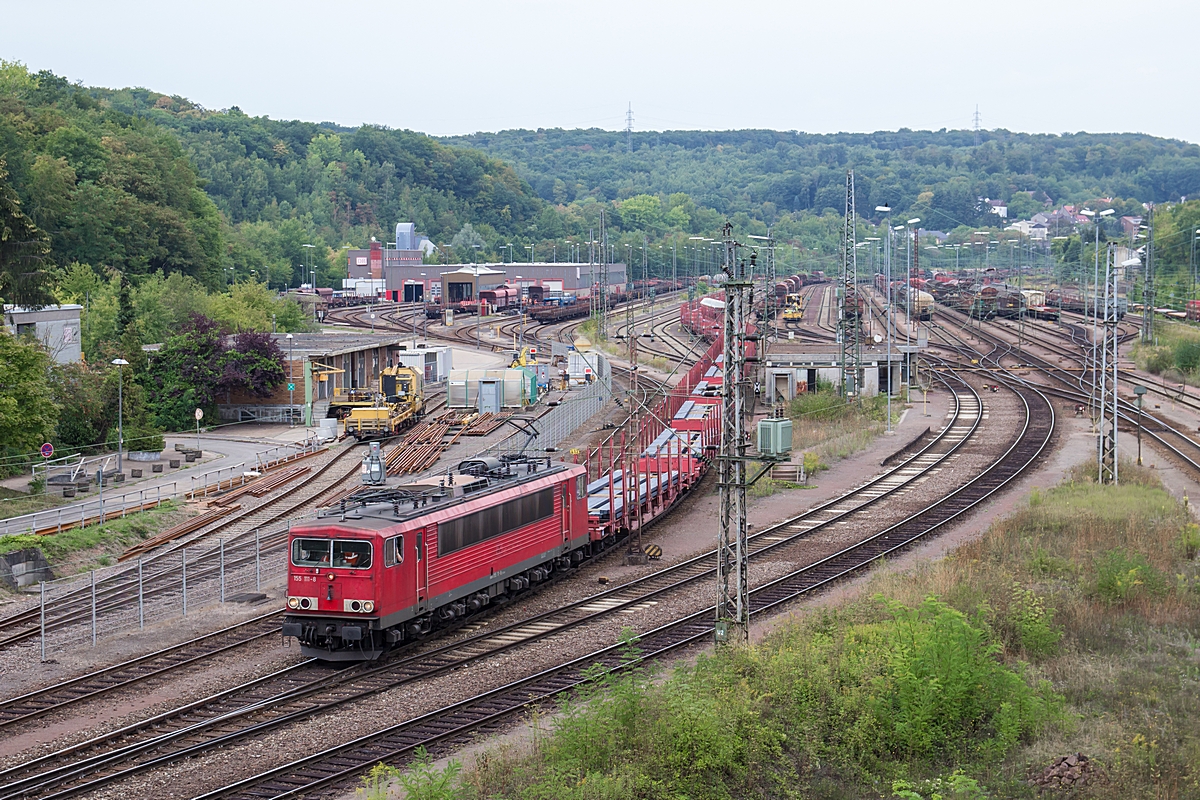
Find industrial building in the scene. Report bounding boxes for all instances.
[216,334,449,426]
[3,305,82,363]
[383,261,628,303]
[341,221,628,302]
[346,224,433,282]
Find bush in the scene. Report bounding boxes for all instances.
[997,584,1061,660]
[1092,548,1167,604]
[859,597,1060,763]
[1181,523,1200,561]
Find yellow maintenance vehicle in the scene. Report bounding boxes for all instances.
[781,292,804,325]
[342,365,426,440]
[509,346,539,368]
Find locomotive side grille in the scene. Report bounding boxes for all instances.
[437,487,555,556]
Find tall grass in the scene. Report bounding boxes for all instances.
[788,387,890,473]
[1131,320,1200,387]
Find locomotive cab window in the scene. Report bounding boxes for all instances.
[291,539,372,569]
[384,535,405,567]
[333,540,372,569]
[292,539,331,567]
[576,474,585,500]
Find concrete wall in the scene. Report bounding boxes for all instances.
[0,547,53,590]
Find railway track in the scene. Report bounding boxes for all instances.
[0,428,437,654]
[929,305,1200,476]
[0,370,991,799]
[0,612,283,730]
[189,372,1053,800]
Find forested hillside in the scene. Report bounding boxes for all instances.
[446,128,1200,231]
[93,86,543,287]
[0,62,546,296]
[0,65,224,296]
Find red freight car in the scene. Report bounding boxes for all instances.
[1187,300,1200,321]
[283,456,588,660]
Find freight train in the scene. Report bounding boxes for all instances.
[285,327,727,661]
[680,295,725,340]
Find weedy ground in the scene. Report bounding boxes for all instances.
[361,459,1200,799]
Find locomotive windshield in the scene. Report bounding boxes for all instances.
[291,538,373,569]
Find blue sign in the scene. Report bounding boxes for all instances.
[287,383,295,392]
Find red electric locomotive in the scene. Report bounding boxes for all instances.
[283,456,589,661]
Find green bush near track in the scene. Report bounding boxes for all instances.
[0,501,180,574]
[1132,320,1200,386]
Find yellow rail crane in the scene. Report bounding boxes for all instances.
[343,365,426,440]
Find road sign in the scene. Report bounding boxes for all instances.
[287,383,295,392]
[40,442,54,458]
[194,408,204,421]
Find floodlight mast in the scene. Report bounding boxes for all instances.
[1140,206,1154,343]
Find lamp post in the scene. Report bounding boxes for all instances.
[1192,229,1200,301]
[286,333,295,427]
[420,272,427,340]
[906,217,920,386]
[301,243,316,287]
[112,358,129,472]
[472,245,483,350]
[515,274,524,350]
[876,206,893,431]
[527,244,534,264]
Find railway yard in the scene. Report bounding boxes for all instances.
[2,268,1199,799]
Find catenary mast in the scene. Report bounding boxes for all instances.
[838,171,861,399]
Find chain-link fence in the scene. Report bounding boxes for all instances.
[35,526,291,660]
[489,352,612,457]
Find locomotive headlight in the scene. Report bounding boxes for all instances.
[363,601,375,613]
[287,597,300,609]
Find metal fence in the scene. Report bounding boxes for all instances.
[21,360,614,659]
[36,525,290,660]
[490,352,612,457]
[2,439,322,537]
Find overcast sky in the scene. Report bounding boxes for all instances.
[3,0,1197,144]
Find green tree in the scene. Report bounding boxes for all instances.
[104,364,164,453]
[0,159,55,308]
[0,330,58,469]
[144,314,225,430]
[49,363,106,453]
[450,223,484,260]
